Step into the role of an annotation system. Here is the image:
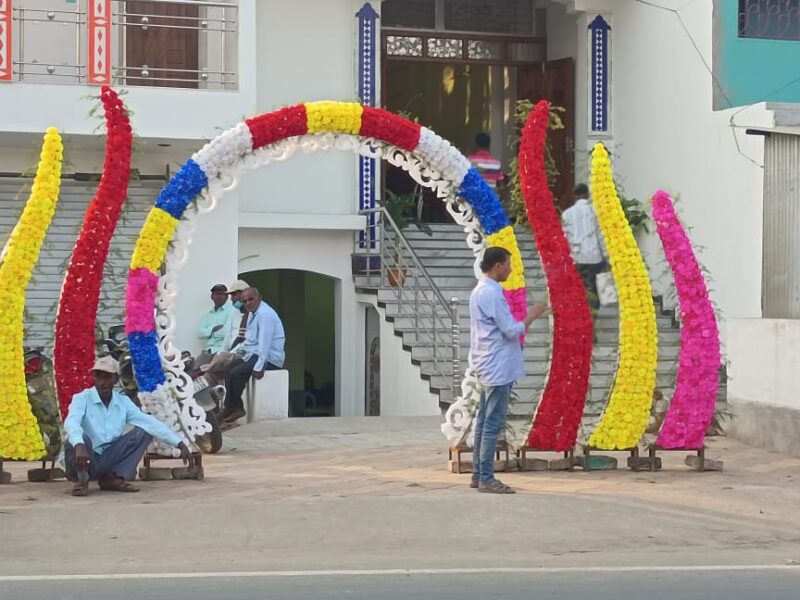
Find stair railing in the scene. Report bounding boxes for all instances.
[355,208,461,397]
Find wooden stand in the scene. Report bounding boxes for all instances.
[648,445,714,472]
[517,447,575,471]
[26,457,65,482]
[448,442,510,474]
[581,446,639,471]
[0,459,10,484]
[139,452,204,481]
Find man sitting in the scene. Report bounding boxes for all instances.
[219,287,286,424]
[194,283,237,369]
[64,356,192,496]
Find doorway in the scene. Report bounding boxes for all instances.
[239,269,336,417]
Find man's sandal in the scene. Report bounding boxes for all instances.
[469,479,480,489]
[99,481,139,493]
[478,480,515,494]
[71,482,89,497]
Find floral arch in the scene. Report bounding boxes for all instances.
[124,102,529,455]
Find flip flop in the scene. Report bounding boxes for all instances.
[71,482,89,497]
[99,480,139,493]
[477,480,515,494]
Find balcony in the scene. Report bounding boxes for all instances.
[0,0,256,140]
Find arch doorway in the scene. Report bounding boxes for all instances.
[240,268,336,418]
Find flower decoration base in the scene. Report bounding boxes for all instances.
[516,447,576,472]
[578,446,644,471]
[139,452,205,481]
[447,443,511,475]
[647,445,720,473]
[26,457,65,482]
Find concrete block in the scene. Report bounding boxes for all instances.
[138,467,173,481]
[248,370,289,422]
[728,398,800,458]
[627,456,662,471]
[574,455,618,470]
[27,468,66,482]
[172,466,204,481]
[520,458,549,471]
[548,457,574,471]
[685,455,723,471]
[0,471,11,484]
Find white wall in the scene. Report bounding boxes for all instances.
[238,227,364,416]
[728,318,800,410]
[360,299,441,417]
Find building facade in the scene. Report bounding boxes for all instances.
[2,0,798,432]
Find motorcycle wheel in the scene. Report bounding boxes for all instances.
[194,411,223,454]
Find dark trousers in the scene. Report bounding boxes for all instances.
[223,356,281,412]
[65,427,152,482]
[576,261,606,319]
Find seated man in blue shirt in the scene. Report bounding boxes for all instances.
[219,287,286,424]
[64,356,193,496]
[469,247,547,494]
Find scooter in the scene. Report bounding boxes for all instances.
[103,326,224,454]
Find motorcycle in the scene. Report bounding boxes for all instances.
[24,347,65,481]
[103,326,224,454]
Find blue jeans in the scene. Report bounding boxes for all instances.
[471,383,512,485]
[65,427,152,482]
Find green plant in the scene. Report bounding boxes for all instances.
[380,187,432,238]
[619,192,650,236]
[507,99,564,225]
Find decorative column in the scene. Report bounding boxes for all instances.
[0,0,12,82]
[88,0,111,84]
[356,2,379,248]
[588,15,611,135]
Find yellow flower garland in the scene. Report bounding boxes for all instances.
[0,128,63,460]
[305,101,364,135]
[588,144,658,450]
[486,225,525,291]
[130,208,180,274]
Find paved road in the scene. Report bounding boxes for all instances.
[3,567,800,600]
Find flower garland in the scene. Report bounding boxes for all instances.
[54,86,133,418]
[587,144,658,450]
[125,102,525,449]
[0,128,63,460]
[519,100,593,451]
[652,190,720,449]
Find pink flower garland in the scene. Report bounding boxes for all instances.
[53,86,133,418]
[653,190,720,449]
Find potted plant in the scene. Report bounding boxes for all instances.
[380,186,432,288]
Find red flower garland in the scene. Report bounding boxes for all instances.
[54,86,133,418]
[519,100,594,451]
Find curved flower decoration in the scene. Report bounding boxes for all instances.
[0,128,63,460]
[125,102,525,454]
[587,144,658,450]
[54,86,133,418]
[652,190,720,449]
[519,100,593,451]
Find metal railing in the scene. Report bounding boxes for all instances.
[356,208,461,398]
[8,0,238,88]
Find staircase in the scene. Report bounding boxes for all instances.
[355,217,684,421]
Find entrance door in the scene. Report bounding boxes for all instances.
[124,1,199,88]
[517,57,575,209]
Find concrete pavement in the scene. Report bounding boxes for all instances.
[2,417,800,577]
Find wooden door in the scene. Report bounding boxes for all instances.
[517,57,575,209]
[125,2,199,88]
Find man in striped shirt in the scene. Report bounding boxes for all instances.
[467,132,505,190]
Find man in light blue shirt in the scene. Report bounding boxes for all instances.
[220,287,286,424]
[64,356,192,496]
[469,247,546,494]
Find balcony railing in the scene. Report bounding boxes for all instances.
[2,0,238,89]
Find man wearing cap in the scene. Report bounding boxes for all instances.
[64,356,193,496]
[196,284,237,369]
[200,279,251,386]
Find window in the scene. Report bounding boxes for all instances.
[382,0,436,29]
[381,0,539,36]
[738,0,800,40]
